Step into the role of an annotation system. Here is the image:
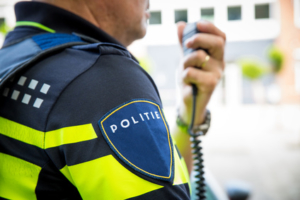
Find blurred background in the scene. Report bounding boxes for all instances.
[1,0,300,199]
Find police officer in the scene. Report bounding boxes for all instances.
[0,0,226,199]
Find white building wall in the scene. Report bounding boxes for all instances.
[0,0,21,45]
[141,0,280,46]
[224,63,243,106]
[294,0,300,28]
[0,0,281,46]
[294,48,300,94]
[0,0,20,27]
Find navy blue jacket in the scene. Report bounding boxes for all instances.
[0,2,190,199]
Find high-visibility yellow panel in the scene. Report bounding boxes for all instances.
[171,136,191,194]
[0,117,98,149]
[60,165,75,185]
[45,124,97,149]
[0,117,44,149]
[68,155,163,200]
[173,145,190,186]
[180,156,191,194]
[0,153,41,200]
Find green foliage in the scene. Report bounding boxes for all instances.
[0,22,11,36]
[137,57,153,74]
[268,46,284,73]
[239,59,266,80]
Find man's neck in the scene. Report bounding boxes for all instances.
[31,0,136,47]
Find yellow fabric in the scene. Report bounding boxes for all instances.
[67,155,163,200]
[180,157,191,194]
[0,116,190,198]
[0,153,41,200]
[60,165,75,185]
[173,145,190,186]
[0,117,97,149]
[171,136,191,193]
[173,145,189,185]
[45,124,97,148]
[0,117,44,148]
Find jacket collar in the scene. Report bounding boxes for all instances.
[9,1,122,46]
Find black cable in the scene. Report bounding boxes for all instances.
[182,22,207,200]
[188,84,206,200]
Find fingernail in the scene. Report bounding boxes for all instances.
[185,38,192,47]
[199,20,209,24]
[197,20,209,29]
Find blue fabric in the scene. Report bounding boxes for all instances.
[0,33,84,85]
[0,38,41,82]
[72,42,132,58]
[72,42,126,51]
[98,99,174,182]
[32,33,83,50]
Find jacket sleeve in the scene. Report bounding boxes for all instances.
[45,52,190,199]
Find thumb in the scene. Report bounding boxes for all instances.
[177,21,186,49]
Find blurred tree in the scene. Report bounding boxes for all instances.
[239,59,266,80]
[0,21,10,36]
[137,56,153,74]
[267,46,284,73]
[239,58,268,103]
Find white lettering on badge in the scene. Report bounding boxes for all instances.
[131,116,139,124]
[109,110,162,133]
[155,111,160,119]
[110,124,117,133]
[144,112,150,120]
[121,119,130,128]
[139,114,144,121]
[150,112,155,119]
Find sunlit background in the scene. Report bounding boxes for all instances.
[1,0,300,200]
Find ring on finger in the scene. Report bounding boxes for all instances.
[201,55,210,68]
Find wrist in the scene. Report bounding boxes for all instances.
[176,109,211,135]
[178,106,206,126]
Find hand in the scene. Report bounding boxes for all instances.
[177,21,226,125]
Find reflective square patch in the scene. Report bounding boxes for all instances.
[98,99,174,182]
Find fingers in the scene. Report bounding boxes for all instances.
[181,67,219,94]
[197,21,226,42]
[177,21,187,48]
[182,49,224,74]
[183,50,210,69]
[178,21,226,61]
[185,33,225,60]
[178,21,225,95]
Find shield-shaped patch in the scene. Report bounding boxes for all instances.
[98,99,174,182]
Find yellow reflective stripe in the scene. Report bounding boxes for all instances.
[180,157,191,195]
[171,135,191,194]
[0,117,98,149]
[173,144,190,186]
[0,153,41,200]
[67,155,163,199]
[0,117,44,148]
[60,165,75,186]
[45,124,97,148]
